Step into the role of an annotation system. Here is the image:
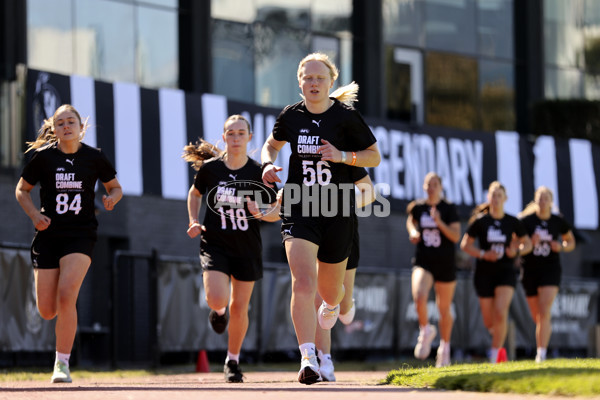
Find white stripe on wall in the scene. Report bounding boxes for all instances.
[495,131,522,215]
[569,139,598,230]
[159,88,188,200]
[533,135,560,210]
[114,82,143,196]
[70,75,96,147]
[201,93,228,147]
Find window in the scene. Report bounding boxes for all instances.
[27,0,178,88]
[425,0,477,55]
[477,0,513,59]
[425,52,478,130]
[383,0,423,47]
[211,0,348,108]
[480,60,515,131]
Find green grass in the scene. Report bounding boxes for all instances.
[384,358,600,397]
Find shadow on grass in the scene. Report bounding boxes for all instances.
[433,367,600,396]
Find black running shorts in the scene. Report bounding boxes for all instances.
[200,245,263,282]
[474,265,517,298]
[412,261,457,282]
[280,216,354,264]
[521,265,561,297]
[31,232,96,269]
[346,228,360,270]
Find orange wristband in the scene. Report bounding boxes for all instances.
[350,152,357,166]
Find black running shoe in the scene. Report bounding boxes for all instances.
[224,360,244,383]
[209,309,228,334]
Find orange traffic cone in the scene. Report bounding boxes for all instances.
[496,347,507,363]
[196,350,210,372]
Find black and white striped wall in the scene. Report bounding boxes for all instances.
[26,69,600,230]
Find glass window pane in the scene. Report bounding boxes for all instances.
[75,0,136,83]
[584,0,600,77]
[425,52,478,130]
[137,7,178,88]
[255,0,311,30]
[254,23,310,107]
[480,60,515,131]
[544,0,584,68]
[383,0,423,47]
[478,0,513,59]
[385,46,413,122]
[312,0,352,33]
[138,0,177,7]
[425,0,476,54]
[585,73,600,99]
[27,0,74,75]
[211,0,256,23]
[212,20,255,104]
[545,67,584,99]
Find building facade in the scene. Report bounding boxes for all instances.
[1,0,600,277]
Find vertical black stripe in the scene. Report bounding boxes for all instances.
[140,88,162,196]
[555,138,574,224]
[482,131,497,192]
[519,136,535,209]
[94,81,115,166]
[185,92,204,187]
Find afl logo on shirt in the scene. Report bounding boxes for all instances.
[206,180,277,221]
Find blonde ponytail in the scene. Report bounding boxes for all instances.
[330,81,359,107]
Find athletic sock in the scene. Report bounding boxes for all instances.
[226,351,239,363]
[299,342,316,356]
[215,307,226,316]
[56,351,70,368]
[537,347,547,360]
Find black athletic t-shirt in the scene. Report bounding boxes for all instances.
[408,199,460,266]
[466,213,527,268]
[21,142,117,238]
[194,156,275,258]
[272,99,377,218]
[520,213,571,268]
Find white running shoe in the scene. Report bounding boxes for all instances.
[435,344,451,367]
[535,353,546,363]
[317,301,340,330]
[298,349,321,385]
[318,354,336,382]
[338,299,356,325]
[414,324,437,360]
[50,360,72,383]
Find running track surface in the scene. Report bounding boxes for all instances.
[0,371,580,400]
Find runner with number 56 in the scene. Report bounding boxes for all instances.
[260,52,380,384]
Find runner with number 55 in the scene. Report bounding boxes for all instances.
[15,104,122,384]
[518,186,575,363]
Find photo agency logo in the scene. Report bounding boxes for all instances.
[206,181,391,220]
[206,180,279,221]
[278,182,391,218]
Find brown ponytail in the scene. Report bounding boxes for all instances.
[182,139,223,171]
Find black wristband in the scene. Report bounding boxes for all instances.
[261,161,273,172]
